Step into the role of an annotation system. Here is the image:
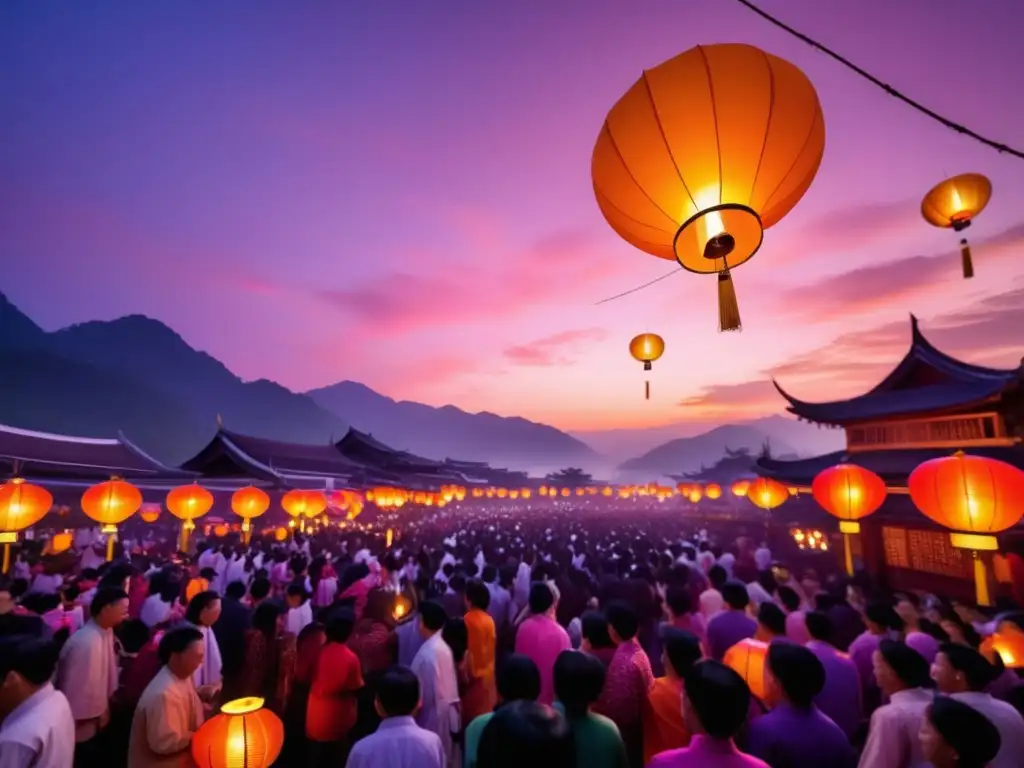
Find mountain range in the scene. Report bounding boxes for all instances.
[0,293,840,475]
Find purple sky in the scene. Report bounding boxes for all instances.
[3,0,1023,432]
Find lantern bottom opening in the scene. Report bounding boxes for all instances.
[673,203,763,275]
[838,521,861,535]
[950,533,998,551]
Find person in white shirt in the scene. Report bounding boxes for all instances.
[285,583,314,636]
[0,634,76,768]
[345,666,445,768]
[919,695,1002,768]
[410,601,460,767]
[931,643,1024,768]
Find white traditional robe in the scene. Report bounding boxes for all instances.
[55,620,118,743]
[0,683,76,768]
[191,624,223,691]
[410,632,460,768]
[128,667,203,768]
[285,601,313,636]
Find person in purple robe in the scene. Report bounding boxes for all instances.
[896,593,940,665]
[706,582,757,662]
[805,611,863,741]
[744,643,857,768]
[848,602,902,716]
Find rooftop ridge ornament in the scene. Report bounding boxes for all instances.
[592,43,825,330]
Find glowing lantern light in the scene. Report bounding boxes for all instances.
[980,623,1024,669]
[191,697,284,768]
[724,638,769,701]
[139,503,162,523]
[231,486,270,543]
[0,478,52,573]
[747,477,789,511]
[908,452,1024,606]
[731,480,750,497]
[921,173,992,279]
[49,531,73,555]
[594,44,824,331]
[274,527,288,542]
[688,489,702,503]
[629,333,665,400]
[560,488,570,498]
[812,464,887,575]
[705,483,722,500]
[281,490,327,532]
[82,479,143,561]
[167,484,214,553]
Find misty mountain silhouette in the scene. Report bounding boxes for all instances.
[0,293,596,469]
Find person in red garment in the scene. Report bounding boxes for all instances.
[306,608,364,767]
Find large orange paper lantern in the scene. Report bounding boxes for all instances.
[231,486,269,543]
[82,479,143,561]
[594,44,824,331]
[921,173,992,278]
[731,480,750,497]
[980,623,1024,669]
[724,638,768,701]
[281,490,327,519]
[747,477,789,511]
[167,484,214,552]
[0,479,53,573]
[909,452,1024,606]
[812,464,887,575]
[192,697,284,768]
[629,333,665,400]
[705,483,722,500]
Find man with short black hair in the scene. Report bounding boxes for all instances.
[0,634,75,767]
[345,666,445,768]
[514,582,571,706]
[411,601,459,766]
[477,700,575,768]
[707,581,757,661]
[805,611,862,740]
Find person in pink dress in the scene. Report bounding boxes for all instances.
[514,582,571,706]
[647,660,768,768]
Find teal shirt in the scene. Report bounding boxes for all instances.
[554,703,630,768]
[463,712,494,768]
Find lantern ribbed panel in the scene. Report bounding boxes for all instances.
[908,453,1024,534]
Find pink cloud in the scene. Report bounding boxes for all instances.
[504,327,609,366]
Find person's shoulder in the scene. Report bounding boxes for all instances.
[585,711,622,737]
[646,747,687,767]
[466,712,493,737]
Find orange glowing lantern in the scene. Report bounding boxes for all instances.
[812,464,887,575]
[82,479,143,561]
[191,697,284,768]
[705,483,722,500]
[980,623,1024,669]
[231,486,270,543]
[921,173,992,279]
[908,451,1024,606]
[213,524,229,537]
[0,479,52,573]
[629,333,665,400]
[185,576,209,603]
[688,489,702,503]
[167,484,214,553]
[747,477,789,512]
[731,480,750,497]
[560,488,570,498]
[281,490,327,532]
[49,531,73,555]
[274,527,288,542]
[139,503,161,523]
[724,638,769,701]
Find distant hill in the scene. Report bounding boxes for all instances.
[0,293,597,469]
[617,416,842,478]
[306,380,596,468]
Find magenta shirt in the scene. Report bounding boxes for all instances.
[785,611,810,645]
[646,734,769,768]
[514,614,571,705]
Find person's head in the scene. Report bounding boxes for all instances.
[931,644,995,694]
[776,585,801,613]
[721,581,750,612]
[325,608,356,644]
[285,583,308,608]
[756,603,786,641]
[418,600,447,638]
[477,700,574,768]
[252,601,285,636]
[185,590,222,627]
[896,593,921,627]
[579,610,613,653]
[661,627,702,681]
[664,585,692,621]
[249,577,271,603]
[804,611,833,644]
[496,654,541,704]
[225,580,247,601]
[527,582,555,616]
[874,639,931,697]
[605,601,639,645]
[465,580,491,612]
[553,651,605,718]
[682,660,750,741]
[375,666,421,718]
[920,696,1002,768]
[764,642,825,709]
[199,567,216,582]
[90,587,130,629]
[0,635,58,719]
[443,617,469,664]
[159,625,205,679]
[708,564,727,590]
[864,601,903,635]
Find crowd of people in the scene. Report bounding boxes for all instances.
[0,502,1022,768]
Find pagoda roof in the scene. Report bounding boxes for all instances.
[756,445,1024,486]
[180,428,402,486]
[334,428,447,471]
[773,315,1020,425]
[0,422,183,481]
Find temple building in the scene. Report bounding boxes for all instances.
[756,315,1024,599]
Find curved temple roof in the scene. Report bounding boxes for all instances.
[772,315,1020,425]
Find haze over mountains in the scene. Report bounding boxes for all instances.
[0,293,838,476]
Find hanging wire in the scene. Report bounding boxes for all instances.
[594,266,682,305]
[733,0,1024,160]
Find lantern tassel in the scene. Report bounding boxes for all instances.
[960,238,974,279]
[843,532,854,577]
[973,551,991,607]
[645,380,650,400]
[718,270,742,332]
